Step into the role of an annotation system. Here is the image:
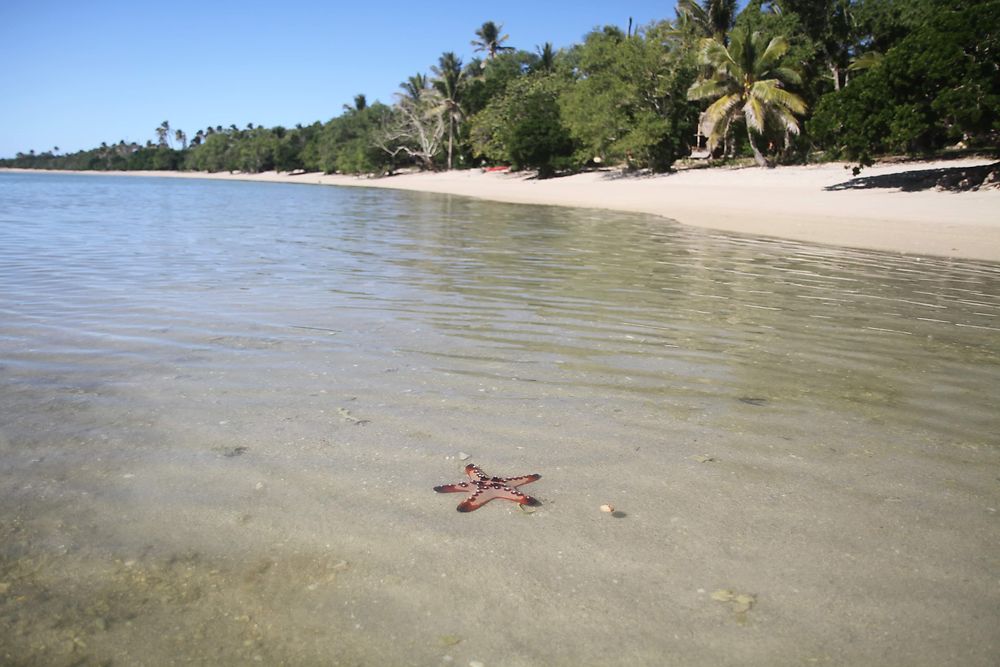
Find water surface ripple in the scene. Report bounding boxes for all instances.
[1,172,998,665]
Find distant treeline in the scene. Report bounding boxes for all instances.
[4,0,998,176]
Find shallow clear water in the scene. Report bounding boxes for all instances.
[1,172,998,665]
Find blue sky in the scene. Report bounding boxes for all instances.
[0,0,689,158]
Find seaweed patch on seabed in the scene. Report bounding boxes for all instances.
[711,589,757,625]
[336,407,370,426]
[215,445,249,458]
[0,518,352,665]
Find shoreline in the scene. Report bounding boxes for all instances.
[4,160,999,262]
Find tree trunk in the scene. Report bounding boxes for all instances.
[447,118,454,170]
[747,128,771,168]
[830,64,841,91]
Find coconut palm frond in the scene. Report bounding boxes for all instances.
[703,91,742,122]
[771,66,803,87]
[749,31,770,57]
[726,29,748,67]
[707,0,738,38]
[771,106,802,137]
[687,77,736,101]
[678,0,709,25]
[706,116,731,151]
[701,38,740,78]
[778,89,807,116]
[756,36,789,74]
[744,96,767,134]
[431,52,464,96]
[703,92,742,148]
[678,0,738,41]
[699,37,726,62]
[472,21,514,58]
[399,73,429,103]
[849,50,884,72]
[750,80,808,116]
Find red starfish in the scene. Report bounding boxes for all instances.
[434,464,541,512]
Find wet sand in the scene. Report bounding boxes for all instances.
[7,158,999,261]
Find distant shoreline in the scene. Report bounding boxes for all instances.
[4,160,999,262]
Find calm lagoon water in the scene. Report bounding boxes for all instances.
[1,172,998,665]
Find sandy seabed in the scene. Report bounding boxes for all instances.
[9,157,997,261]
[1,163,998,665]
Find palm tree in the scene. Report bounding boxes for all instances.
[534,42,556,72]
[687,29,807,167]
[400,73,429,103]
[174,129,187,150]
[342,93,368,114]
[471,21,513,59]
[676,0,738,43]
[155,120,171,147]
[431,52,468,170]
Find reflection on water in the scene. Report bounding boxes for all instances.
[1,172,998,665]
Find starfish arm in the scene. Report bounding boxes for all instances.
[502,473,541,488]
[433,482,471,494]
[464,464,489,480]
[464,482,539,512]
[457,488,487,512]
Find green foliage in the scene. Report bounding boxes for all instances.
[6,6,995,176]
[235,127,277,173]
[462,50,539,118]
[735,2,819,93]
[469,74,574,177]
[185,131,234,172]
[0,142,187,171]
[809,0,1000,166]
[296,123,324,172]
[559,23,700,172]
[766,0,851,75]
[850,0,931,54]
[318,103,396,174]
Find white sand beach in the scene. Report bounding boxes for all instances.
[18,158,997,262]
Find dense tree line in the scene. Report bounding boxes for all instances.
[3,0,997,176]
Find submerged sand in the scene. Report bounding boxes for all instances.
[7,158,998,261]
[1,165,998,665]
